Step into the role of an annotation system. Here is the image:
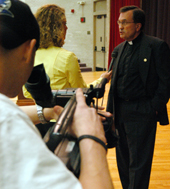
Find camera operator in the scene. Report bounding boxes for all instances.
[0,1,114,188]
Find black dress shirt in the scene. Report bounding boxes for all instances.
[116,33,146,100]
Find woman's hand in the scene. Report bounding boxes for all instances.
[100,70,112,82]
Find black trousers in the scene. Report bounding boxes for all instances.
[115,98,157,189]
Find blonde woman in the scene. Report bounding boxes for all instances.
[23,4,112,99]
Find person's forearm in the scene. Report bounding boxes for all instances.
[79,139,114,189]
[72,88,113,188]
[20,105,57,125]
[20,105,40,124]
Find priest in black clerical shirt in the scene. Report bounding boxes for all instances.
[107,5,170,189]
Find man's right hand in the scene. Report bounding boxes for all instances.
[71,88,106,143]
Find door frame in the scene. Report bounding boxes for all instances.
[93,0,110,71]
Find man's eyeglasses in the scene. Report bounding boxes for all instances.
[117,20,135,26]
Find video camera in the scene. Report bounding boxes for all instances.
[25,64,109,108]
[25,64,118,177]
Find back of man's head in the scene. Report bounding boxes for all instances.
[0,0,40,50]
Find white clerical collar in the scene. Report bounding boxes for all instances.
[128,41,133,45]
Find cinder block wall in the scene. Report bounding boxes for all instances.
[23,0,110,70]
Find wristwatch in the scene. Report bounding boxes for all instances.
[36,105,49,124]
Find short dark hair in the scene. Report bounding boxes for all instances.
[120,5,145,30]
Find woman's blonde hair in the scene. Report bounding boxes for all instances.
[35,4,65,48]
